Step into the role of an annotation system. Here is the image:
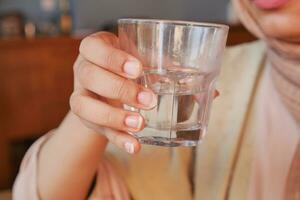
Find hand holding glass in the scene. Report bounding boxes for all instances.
[118,19,228,147]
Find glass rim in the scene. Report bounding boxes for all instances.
[118,18,229,30]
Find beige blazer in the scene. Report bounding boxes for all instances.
[106,41,266,200]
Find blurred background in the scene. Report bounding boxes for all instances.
[0,0,256,198]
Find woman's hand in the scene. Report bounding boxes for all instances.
[69,32,157,154]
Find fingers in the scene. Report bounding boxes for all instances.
[79,119,141,154]
[79,32,142,79]
[74,32,147,153]
[70,91,145,133]
[104,128,141,154]
[77,60,157,109]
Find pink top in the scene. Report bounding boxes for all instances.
[12,133,130,200]
[12,65,299,200]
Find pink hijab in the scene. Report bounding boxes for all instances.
[232,0,300,198]
[232,0,300,123]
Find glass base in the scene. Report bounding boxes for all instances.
[136,136,200,147]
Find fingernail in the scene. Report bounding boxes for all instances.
[124,142,135,154]
[123,60,140,77]
[125,115,143,129]
[137,91,157,108]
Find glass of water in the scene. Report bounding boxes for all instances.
[118,19,228,147]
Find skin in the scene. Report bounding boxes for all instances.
[246,0,300,41]
[36,1,300,199]
[38,32,153,199]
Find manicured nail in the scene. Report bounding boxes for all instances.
[123,60,140,77]
[124,142,135,154]
[137,91,157,108]
[125,115,143,129]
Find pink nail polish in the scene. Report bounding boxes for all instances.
[137,91,157,108]
[124,142,135,154]
[125,115,142,129]
[123,60,140,77]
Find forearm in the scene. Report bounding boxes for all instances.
[38,112,108,199]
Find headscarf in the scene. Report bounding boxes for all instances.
[232,0,300,198]
[233,0,300,124]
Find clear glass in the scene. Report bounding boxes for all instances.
[118,19,228,147]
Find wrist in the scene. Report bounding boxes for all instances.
[56,111,108,152]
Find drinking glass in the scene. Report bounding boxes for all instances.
[118,19,228,147]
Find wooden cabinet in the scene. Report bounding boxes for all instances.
[0,37,81,189]
[227,25,257,46]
